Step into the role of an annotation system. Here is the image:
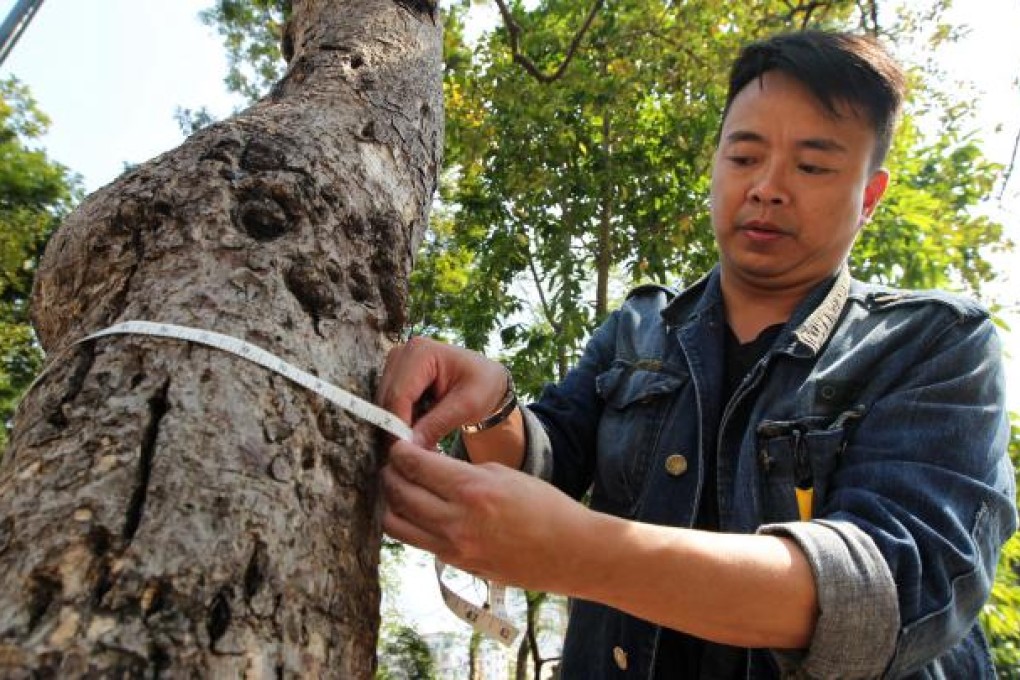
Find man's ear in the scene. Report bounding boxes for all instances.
[861,169,890,224]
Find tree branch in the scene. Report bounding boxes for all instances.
[790,1,828,29]
[775,0,840,30]
[855,0,881,34]
[525,230,559,334]
[492,0,604,84]
[999,124,1020,201]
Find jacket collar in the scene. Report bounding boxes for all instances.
[661,264,851,356]
[660,266,723,328]
[790,265,851,354]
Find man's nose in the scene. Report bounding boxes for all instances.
[748,167,789,205]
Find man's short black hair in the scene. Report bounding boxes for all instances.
[723,30,906,170]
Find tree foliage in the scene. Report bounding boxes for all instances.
[192,1,1012,367]
[199,0,292,102]
[429,0,1012,400]
[376,624,437,680]
[981,414,1020,675]
[852,1,1010,294]
[0,77,79,447]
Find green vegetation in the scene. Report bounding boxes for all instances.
[981,415,1020,675]
[376,624,437,680]
[0,76,79,448]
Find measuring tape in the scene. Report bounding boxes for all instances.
[435,560,518,645]
[79,321,520,646]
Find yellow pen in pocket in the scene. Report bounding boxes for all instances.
[795,486,814,521]
[793,430,814,521]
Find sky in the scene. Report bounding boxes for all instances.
[1,0,1019,638]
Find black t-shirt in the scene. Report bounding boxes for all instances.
[653,322,784,679]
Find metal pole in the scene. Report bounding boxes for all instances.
[0,0,45,68]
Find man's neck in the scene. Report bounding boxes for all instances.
[720,270,826,343]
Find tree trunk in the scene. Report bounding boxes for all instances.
[0,0,442,676]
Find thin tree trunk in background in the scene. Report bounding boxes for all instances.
[595,109,612,322]
[0,0,442,675]
[527,592,542,680]
[515,634,530,680]
[468,630,483,680]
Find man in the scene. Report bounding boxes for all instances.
[377,31,1017,678]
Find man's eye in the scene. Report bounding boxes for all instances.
[799,164,833,175]
[727,155,755,167]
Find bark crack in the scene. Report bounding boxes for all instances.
[243,538,269,601]
[391,0,436,21]
[206,587,232,650]
[123,379,170,542]
[26,569,62,633]
[0,517,11,556]
[86,524,114,608]
[47,344,96,431]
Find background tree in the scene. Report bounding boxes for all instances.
[202,0,292,103]
[513,590,562,680]
[376,624,437,680]
[375,539,438,679]
[981,416,1020,675]
[436,0,1009,396]
[0,76,79,448]
[0,0,442,675]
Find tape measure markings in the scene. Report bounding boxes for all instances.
[84,321,413,441]
[436,560,520,645]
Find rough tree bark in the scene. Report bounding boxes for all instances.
[0,0,442,675]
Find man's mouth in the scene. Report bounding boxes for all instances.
[739,220,788,242]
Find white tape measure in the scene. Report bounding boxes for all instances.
[81,321,520,646]
[85,321,413,440]
[435,560,518,645]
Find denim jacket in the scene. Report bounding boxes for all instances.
[517,266,1017,679]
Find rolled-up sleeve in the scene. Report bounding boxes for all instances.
[759,519,899,678]
[517,404,554,480]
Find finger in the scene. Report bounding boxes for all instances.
[381,460,458,528]
[409,400,466,449]
[377,340,436,426]
[408,371,491,448]
[382,504,447,555]
[388,439,476,500]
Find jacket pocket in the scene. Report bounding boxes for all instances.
[594,361,688,514]
[755,409,863,523]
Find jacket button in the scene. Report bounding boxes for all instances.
[665,454,688,476]
[612,645,628,670]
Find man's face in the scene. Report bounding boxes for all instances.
[710,71,888,292]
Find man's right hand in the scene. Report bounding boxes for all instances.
[376,337,510,450]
